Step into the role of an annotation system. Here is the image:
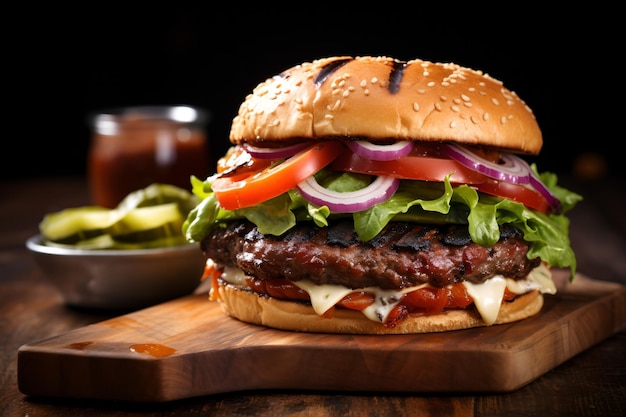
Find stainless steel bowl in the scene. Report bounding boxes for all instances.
[26,235,206,310]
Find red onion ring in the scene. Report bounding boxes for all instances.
[297,176,400,213]
[444,144,531,184]
[445,144,561,213]
[346,140,414,161]
[243,143,311,159]
[528,172,562,214]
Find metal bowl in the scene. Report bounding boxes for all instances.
[26,235,206,311]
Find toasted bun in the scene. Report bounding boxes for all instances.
[230,56,542,154]
[216,282,544,334]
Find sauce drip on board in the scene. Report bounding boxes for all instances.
[129,343,177,358]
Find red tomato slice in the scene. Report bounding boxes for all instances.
[444,284,473,309]
[212,142,345,210]
[331,146,550,214]
[337,291,375,311]
[474,179,550,213]
[402,287,449,315]
[331,148,489,184]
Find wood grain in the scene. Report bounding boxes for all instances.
[17,271,626,403]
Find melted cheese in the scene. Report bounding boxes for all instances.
[293,281,428,322]
[290,281,353,316]
[462,277,507,325]
[220,265,248,285]
[219,264,555,326]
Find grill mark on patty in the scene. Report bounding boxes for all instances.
[326,220,358,246]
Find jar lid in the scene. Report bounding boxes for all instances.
[91,105,211,135]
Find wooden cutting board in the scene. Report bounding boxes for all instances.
[18,271,626,402]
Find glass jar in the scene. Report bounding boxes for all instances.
[87,106,211,208]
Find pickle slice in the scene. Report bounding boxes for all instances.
[38,183,199,249]
[109,203,183,235]
[118,183,199,213]
[39,207,124,241]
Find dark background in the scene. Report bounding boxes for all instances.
[7,8,620,181]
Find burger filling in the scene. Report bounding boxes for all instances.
[201,219,556,326]
[184,140,582,328]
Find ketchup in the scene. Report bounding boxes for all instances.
[88,106,211,208]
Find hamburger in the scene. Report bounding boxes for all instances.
[183,56,582,334]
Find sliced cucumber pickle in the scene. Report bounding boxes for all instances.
[39,183,199,249]
[39,207,124,241]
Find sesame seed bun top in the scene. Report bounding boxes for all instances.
[229,56,543,155]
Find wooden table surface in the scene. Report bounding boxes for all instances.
[1,176,625,417]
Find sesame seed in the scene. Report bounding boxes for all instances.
[342,90,350,98]
[440,95,447,101]
[453,98,461,104]
[461,94,470,101]
[364,89,370,95]
[413,102,420,112]
[360,80,367,87]
[434,103,443,111]
[417,89,426,94]
[423,71,430,76]
[442,81,450,87]
[371,77,378,84]
[451,105,460,112]
[470,115,479,124]
[463,102,472,107]
[500,116,507,124]
[450,121,457,128]
[427,81,435,87]
[483,112,490,121]
[491,98,500,106]
[325,114,334,120]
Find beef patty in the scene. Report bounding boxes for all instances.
[201,219,540,290]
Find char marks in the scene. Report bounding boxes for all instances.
[388,61,407,94]
[315,58,353,87]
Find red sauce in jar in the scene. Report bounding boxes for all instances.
[88,107,210,208]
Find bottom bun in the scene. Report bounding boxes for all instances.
[216,282,544,334]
